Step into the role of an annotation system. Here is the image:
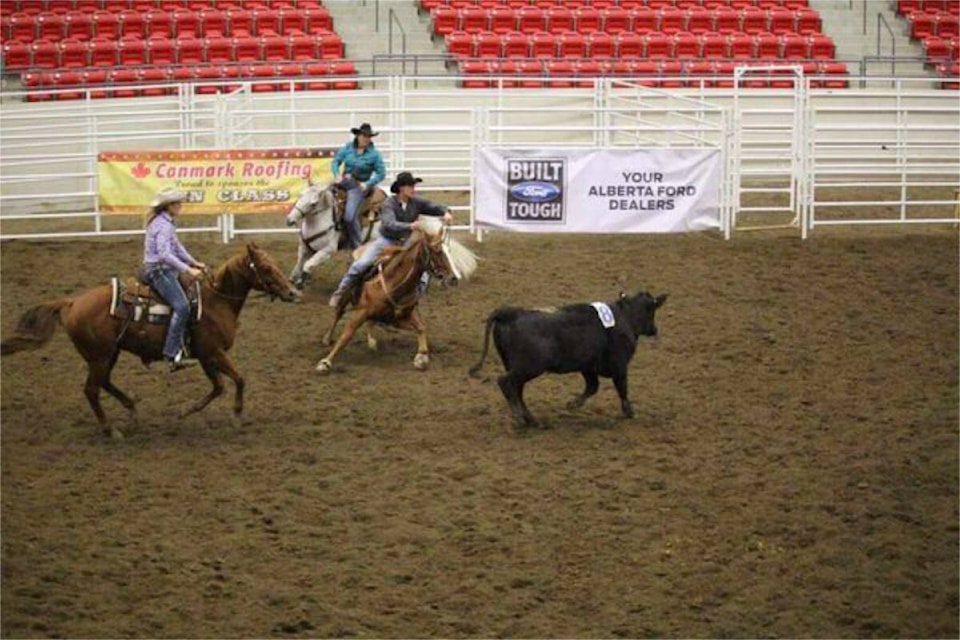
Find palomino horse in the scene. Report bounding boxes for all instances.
[0,243,299,439]
[316,217,477,373]
[286,181,385,289]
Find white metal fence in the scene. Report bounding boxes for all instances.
[0,73,957,241]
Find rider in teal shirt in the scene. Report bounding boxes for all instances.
[332,123,387,249]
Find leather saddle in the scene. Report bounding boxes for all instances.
[333,185,386,250]
[109,273,203,325]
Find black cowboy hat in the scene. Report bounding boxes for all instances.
[390,171,423,193]
[350,122,379,137]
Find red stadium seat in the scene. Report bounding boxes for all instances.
[144,9,173,38]
[76,0,101,14]
[531,30,557,57]
[754,31,780,58]
[303,6,332,33]
[546,59,575,88]
[23,72,54,102]
[573,58,601,87]
[461,60,492,89]
[923,35,951,62]
[818,61,848,88]
[459,6,487,33]
[56,38,87,67]
[275,62,303,89]
[244,62,279,92]
[502,30,529,57]
[475,30,501,57]
[91,10,119,40]
[2,41,32,69]
[489,6,516,34]
[30,40,59,69]
[909,11,936,39]
[783,0,810,8]
[781,33,808,59]
[517,6,545,34]
[145,34,174,64]
[672,31,699,58]
[726,31,753,58]
[194,64,224,94]
[6,13,36,44]
[517,60,544,88]
[713,60,737,88]
[897,0,921,13]
[445,30,472,57]
[329,60,358,90]
[545,5,573,34]
[288,33,316,60]
[938,14,959,37]
[171,9,198,38]
[230,35,257,61]
[204,35,232,62]
[658,7,685,34]
[741,6,766,34]
[118,34,146,65]
[304,60,329,90]
[795,8,821,34]
[809,33,835,58]
[575,6,601,33]
[686,60,715,87]
[88,36,118,66]
[140,67,173,96]
[660,60,684,87]
[64,10,94,40]
[81,69,109,98]
[616,31,643,57]
[52,71,85,101]
[109,68,140,98]
[431,6,457,37]
[685,7,713,34]
[601,7,630,34]
[700,31,726,58]
[253,8,279,35]
[317,32,343,59]
[632,7,657,34]
[644,31,671,58]
[35,12,64,41]
[558,31,587,58]
[279,7,305,34]
[712,6,740,34]
[587,30,615,57]
[767,8,796,35]
[632,60,659,87]
[261,33,287,60]
[170,65,196,87]
[118,10,145,38]
[175,35,202,63]
[226,9,252,36]
[200,8,226,37]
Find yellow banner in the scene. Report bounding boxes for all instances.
[97,149,334,214]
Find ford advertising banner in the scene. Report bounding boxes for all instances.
[475,148,722,233]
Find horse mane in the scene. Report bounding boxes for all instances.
[417,217,479,280]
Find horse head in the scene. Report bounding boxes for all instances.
[285,182,337,228]
[244,242,300,302]
[417,217,478,285]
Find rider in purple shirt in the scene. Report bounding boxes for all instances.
[142,188,206,372]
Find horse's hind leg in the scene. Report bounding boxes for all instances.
[396,308,429,370]
[100,351,138,427]
[316,309,369,373]
[83,359,125,440]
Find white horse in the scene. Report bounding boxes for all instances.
[285,182,341,290]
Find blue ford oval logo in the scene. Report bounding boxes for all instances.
[510,181,560,203]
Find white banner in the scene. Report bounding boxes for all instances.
[476,148,722,233]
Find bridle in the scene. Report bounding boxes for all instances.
[377,231,452,309]
[292,186,338,248]
[202,257,283,301]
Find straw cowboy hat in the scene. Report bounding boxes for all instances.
[149,187,188,210]
[350,123,379,137]
[390,171,423,193]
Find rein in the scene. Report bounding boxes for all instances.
[201,259,272,302]
[377,234,441,310]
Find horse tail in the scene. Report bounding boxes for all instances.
[468,306,522,378]
[0,298,71,356]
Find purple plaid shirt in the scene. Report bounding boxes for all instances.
[143,212,197,273]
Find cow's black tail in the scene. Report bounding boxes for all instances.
[468,307,524,378]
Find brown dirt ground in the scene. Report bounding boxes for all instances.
[1,225,957,639]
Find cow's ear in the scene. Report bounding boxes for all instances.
[655,293,668,307]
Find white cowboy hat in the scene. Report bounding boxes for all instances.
[149,187,188,209]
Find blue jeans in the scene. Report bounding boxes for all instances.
[144,264,190,360]
[341,176,366,250]
[333,232,399,295]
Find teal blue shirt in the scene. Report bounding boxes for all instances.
[331,141,386,188]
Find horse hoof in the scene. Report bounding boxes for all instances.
[315,359,333,374]
[413,353,429,370]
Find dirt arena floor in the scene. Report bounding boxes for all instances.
[1,226,957,638]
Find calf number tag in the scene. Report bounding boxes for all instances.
[590,302,616,329]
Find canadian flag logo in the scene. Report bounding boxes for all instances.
[130,162,151,179]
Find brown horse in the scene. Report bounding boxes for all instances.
[1,242,299,439]
[316,218,477,373]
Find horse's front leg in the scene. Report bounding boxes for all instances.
[180,358,225,418]
[396,308,430,370]
[289,244,309,287]
[301,238,337,278]
[316,309,370,373]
